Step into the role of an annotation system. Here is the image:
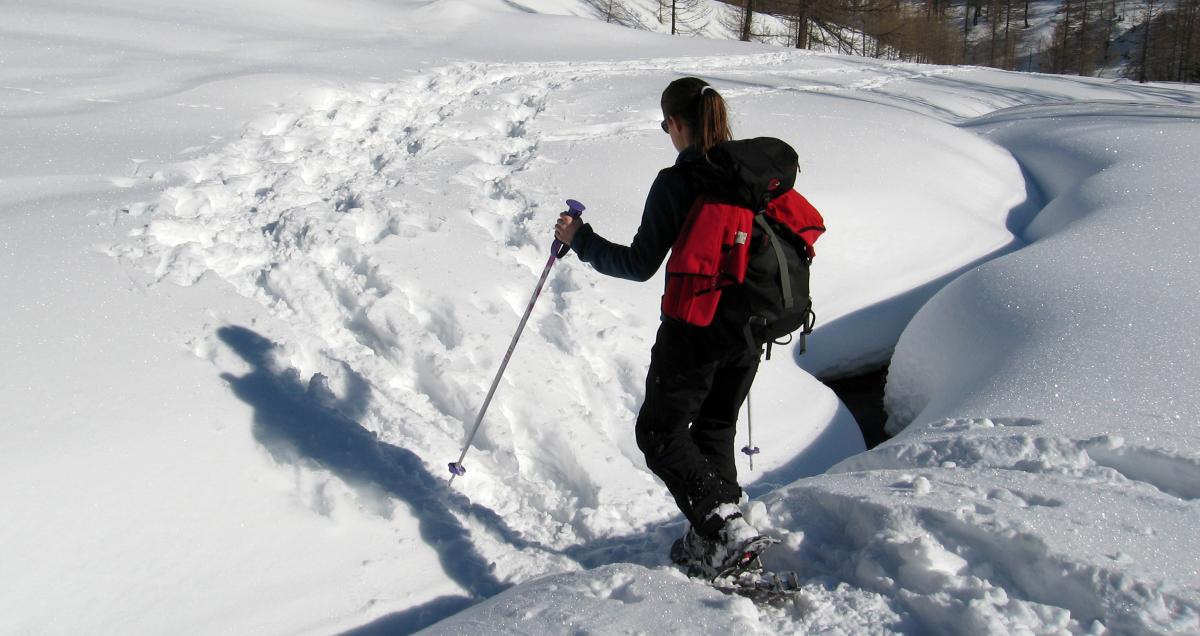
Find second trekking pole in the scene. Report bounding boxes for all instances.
[448,199,586,484]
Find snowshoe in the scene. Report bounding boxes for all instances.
[712,568,805,606]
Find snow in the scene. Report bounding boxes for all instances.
[2,0,1200,634]
[412,563,767,634]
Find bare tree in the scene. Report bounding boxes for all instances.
[589,0,644,27]
[791,0,812,47]
[1129,0,1200,82]
[717,0,757,40]
[658,0,711,34]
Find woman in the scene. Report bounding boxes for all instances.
[554,77,784,575]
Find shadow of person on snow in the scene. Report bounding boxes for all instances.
[217,325,511,634]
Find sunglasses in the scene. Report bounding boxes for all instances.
[661,119,669,133]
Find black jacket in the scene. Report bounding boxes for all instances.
[570,147,703,282]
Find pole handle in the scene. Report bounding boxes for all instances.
[552,199,586,259]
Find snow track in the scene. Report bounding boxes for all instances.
[119,59,641,559]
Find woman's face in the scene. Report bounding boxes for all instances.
[662,112,690,153]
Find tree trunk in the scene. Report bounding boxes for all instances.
[1184,0,1199,82]
[795,5,809,49]
[964,1,972,62]
[991,0,1002,65]
[1060,0,1072,73]
[1080,0,1090,75]
[1174,1,1188,81]
[1004,0,1014,68]
[741,0,754,41]
[1139,0,1154,82]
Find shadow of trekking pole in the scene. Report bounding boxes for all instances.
[216,325,510,633]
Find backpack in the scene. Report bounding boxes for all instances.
[661,138,826,358]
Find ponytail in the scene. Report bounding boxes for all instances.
[661,78,732,154]
[695,86,731,154]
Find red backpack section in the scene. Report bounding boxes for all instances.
[662,190,825,327]
[768,189,825,260]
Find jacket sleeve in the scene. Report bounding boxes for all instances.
[570,169,692,282]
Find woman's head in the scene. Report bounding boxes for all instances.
[661,77,732,154]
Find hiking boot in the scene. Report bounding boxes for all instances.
[674,504,776,578]
[669,525,714,577]
[704,503,770,575]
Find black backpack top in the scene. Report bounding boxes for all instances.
[692,137,799,210]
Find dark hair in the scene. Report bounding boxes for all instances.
[661,77,732,154]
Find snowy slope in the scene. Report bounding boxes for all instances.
[2,0,1200,634]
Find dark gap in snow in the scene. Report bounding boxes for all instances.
[824,366,891,449]
[812,132,1048,451]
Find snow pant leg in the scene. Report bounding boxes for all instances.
[634,323,749,533]
[690,357,758,488]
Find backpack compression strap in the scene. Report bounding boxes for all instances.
[752,212,795,362]
[754,213,793,310]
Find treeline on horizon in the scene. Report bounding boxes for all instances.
[646,0,1198,81]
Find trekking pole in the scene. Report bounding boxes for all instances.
[742,389,761,471]
[448,199,586,484]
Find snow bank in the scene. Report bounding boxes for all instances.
[817,103,1200,633]
[886,102,1200,436]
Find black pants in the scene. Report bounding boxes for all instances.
[635,320,759,537]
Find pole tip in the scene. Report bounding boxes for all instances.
[448,462,467,476]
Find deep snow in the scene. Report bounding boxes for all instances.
[2,0,1199,634]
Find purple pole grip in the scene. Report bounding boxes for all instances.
[552,199,586,258]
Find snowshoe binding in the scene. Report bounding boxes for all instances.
[671,504,779,579]
[671,505,802,604]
